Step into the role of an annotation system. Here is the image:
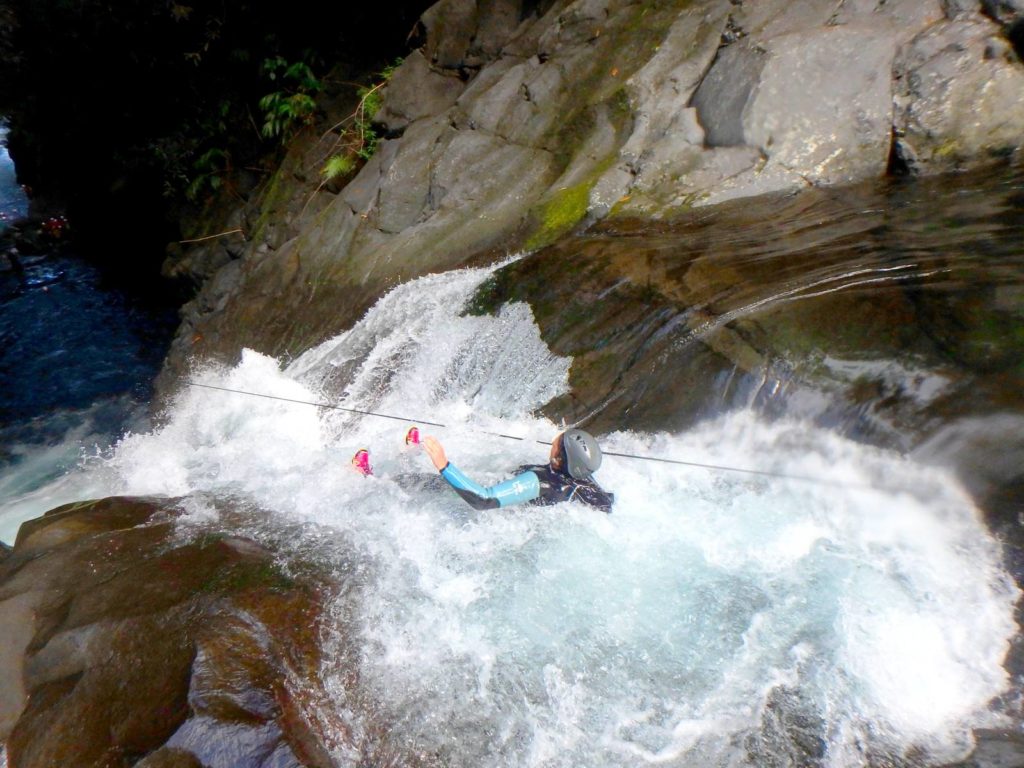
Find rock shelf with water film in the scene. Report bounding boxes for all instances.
[0,261,1020,767]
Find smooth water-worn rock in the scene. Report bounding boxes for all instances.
[0,497,337,768]
[160,0,1024,390]
[466,164,1024,531]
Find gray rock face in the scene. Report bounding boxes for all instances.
[893,14,1024,173]
[943,0,982,17]
[590,0,956,215]
[691,43,766,149]
[420,0,529,68]
[739,26,897,182]
[160,0,1024,388]
[983,0,1024,26]
[374,51,465,131]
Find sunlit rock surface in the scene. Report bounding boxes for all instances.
[465,165,1024,533]
[0,498,350,768]
[893,13,1024,173]
[160,0,1024,387]
[4,1,1024,766]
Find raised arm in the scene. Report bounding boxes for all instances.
[423,436,540,510]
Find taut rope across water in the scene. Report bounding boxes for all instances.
[184,381,880,490]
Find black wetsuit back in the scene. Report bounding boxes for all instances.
[516,464,615,514]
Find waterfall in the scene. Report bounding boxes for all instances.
[0,261,1017,767]
[0,120,29,227]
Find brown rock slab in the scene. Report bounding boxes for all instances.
[0,497,339,768]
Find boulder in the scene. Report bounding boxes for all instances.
[893,14,1024,173]
[983,0,1024,27]
[0,497,339,768]
[468,166,1024,464]
[693,26,899,189]
[375,50,466,132]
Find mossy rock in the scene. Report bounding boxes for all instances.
[524,180,594,251]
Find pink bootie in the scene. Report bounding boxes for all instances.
[351,448,372,476]
[405,426,420,446]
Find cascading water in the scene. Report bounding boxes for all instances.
[0,120,28,227]
[3,261,1016,767]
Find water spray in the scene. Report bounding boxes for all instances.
[184,380,878,490]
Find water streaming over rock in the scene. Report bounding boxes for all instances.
[0,121,28,228]
[2,159,1024,765]
[1,258,1017,767]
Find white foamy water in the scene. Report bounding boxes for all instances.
[0,263,1018,767]
[0,120,29,225]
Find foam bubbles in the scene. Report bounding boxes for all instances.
[1,262,1017,767]
[308,412,1018,768]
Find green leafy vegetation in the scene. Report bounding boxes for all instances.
[258,57,322,139]
[353,58,401,159]
[0,0,433,264]
[312,59,403,191]
[186,147,231,202]
[352,59,402,160]
[321,153,356,182]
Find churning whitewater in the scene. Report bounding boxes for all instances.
[3,263,1019,767]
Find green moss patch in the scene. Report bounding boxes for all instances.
[525,181,594,251]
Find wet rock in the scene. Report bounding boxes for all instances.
[375,50,466,131]
[893,15,1024,173]
[950,729,1024,768]
[0,497,338,768]
[913,414,1024,528]
[157,0,1024,399]
[469,166,1024,473]
[0,591,38,738]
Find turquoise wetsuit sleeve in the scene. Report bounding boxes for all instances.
[440,462,541,510]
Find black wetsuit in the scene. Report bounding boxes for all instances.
[438,461,614,513]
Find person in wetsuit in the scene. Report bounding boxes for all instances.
[422,428,614,513]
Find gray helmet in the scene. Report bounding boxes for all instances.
[560,428,602,479]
